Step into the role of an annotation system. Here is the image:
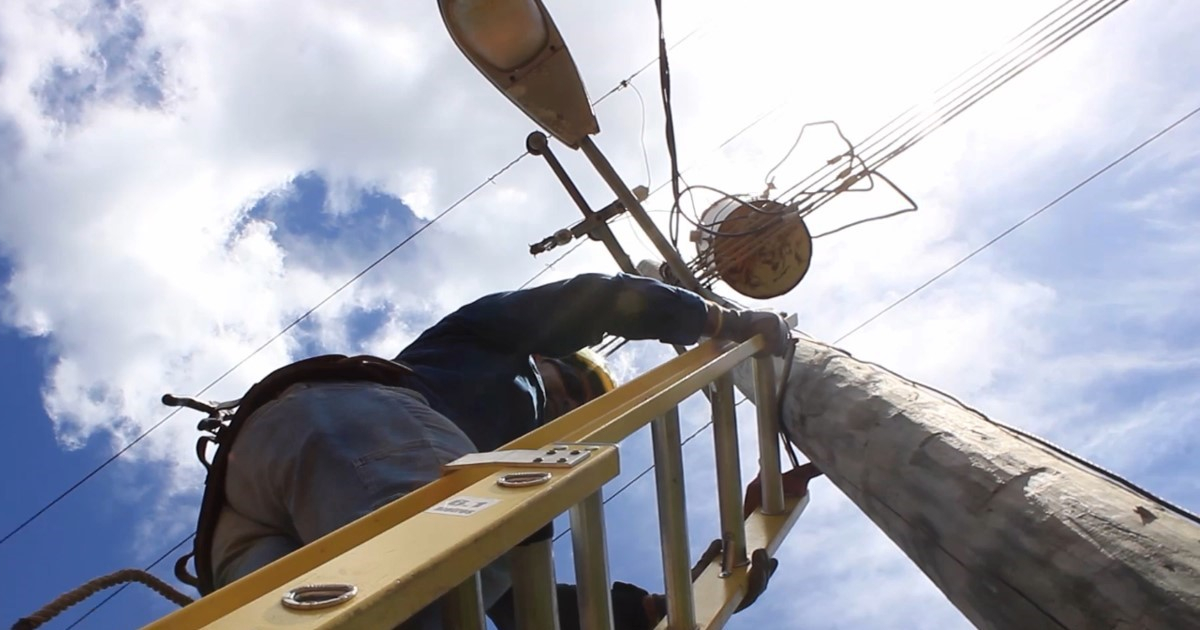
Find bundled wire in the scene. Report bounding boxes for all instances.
[655,0,686,248]
[691,0,1131,286]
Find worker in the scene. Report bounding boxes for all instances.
[191,272,788,628]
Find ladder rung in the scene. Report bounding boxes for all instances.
[570,491,614,629]
[512,538,561,629]
[711,373,748,571]
[753,355,786,515]
[652,407,696,629]
[442,572,486,629]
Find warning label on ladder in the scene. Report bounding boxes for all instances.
[426,496,500,517]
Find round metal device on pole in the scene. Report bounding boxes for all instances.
[694,198,813,299]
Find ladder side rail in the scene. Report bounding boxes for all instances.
[148,445,620,630]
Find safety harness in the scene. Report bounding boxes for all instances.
[172,349,806,619]
[173,354,419,595]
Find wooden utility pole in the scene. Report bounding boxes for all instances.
[733,337,1200,630]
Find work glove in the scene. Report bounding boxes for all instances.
[554,581,665,630]
[708,305,791,356]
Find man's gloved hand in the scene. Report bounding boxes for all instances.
[707,304,791,356]
[554,581,665,630]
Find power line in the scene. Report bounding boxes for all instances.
[87,100,1200,622]
[67,102,1200,628]
[705,0,1133,278]
[834,104,1200,345]
[0,154,528,550]
[775,0,1127,204]
[591,25,702,108]
[35,71,744,630]
[0,24,714,551]
[27,5,1173,623]
[543,102,1200,562]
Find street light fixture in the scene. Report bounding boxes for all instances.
[438,0,704,293]
[439,0,597,149]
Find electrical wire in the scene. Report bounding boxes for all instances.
[590,26,702,108]
[629,81,654,190]
[826,0,1124,199]
[834,103,1200,345]
[519,240,588,290]
[28,1,1140,618]
[0,20,719,551]
[83,101,1199,623]
[700,0,1123,273]
[808,171,918,239]
[654,0,685,249]
[707,0,1130,279]
[6,4,779,622]
[717,0,1129,274]
[552,101,1200,565]
[775,0,1120,204]
[0,153,529,550]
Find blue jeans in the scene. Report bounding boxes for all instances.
[209,382,511,628]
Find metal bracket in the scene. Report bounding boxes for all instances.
[525,131,639,273]
[444,444,594,470]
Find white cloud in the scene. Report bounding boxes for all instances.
[2,0,1200,628]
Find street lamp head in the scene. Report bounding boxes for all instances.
[439,0,599,148]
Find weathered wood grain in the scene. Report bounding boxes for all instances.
[731,338,1200,630]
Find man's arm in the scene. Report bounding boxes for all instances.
[412,273,710,357]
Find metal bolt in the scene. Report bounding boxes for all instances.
[533,457,543,463]
[557,457,568,464]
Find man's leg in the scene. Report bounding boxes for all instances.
[212,382,511,625]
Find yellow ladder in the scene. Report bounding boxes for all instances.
[144,336,809,629]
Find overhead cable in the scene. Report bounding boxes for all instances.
[834,103,1200,344]
[704,0,1132,278]
[0,23,714,550]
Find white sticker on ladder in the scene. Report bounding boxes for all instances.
[426,496,500,517]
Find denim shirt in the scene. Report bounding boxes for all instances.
[394,273,707,452]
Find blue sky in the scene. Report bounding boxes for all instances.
[1,0,1199,628]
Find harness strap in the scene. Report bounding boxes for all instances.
[179,354,418,595]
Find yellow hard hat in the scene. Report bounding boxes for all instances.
[553,348,616,402]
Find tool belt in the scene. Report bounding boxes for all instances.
[174,354,418,595]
